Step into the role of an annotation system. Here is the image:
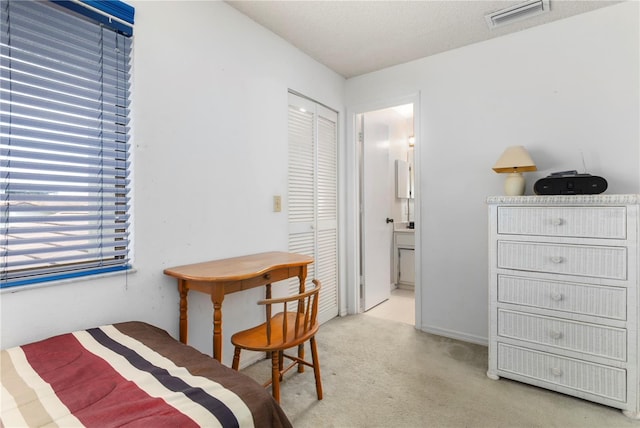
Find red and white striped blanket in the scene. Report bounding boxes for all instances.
[1,322,292,428]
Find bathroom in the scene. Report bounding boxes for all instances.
[358,103,416,324]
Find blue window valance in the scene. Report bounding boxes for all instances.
[52,0,134,36]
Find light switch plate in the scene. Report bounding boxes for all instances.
[273,195,282,212]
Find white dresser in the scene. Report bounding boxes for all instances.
[487,194,640,418]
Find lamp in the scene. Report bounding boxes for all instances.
[492,145,537,196]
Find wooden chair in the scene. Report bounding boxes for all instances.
[231,279,323,403]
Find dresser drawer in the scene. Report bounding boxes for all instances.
[498,309,627,360]
[497,275,626,320]
[497,206,627,239]
[498,343,626,402]
[497,241,627,280]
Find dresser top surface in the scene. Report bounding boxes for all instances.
[487,194,640,205]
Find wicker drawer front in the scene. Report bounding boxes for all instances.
[498,343,626,402]
[498,241,627,280]
[498,310,626,360]
[497,206,627,239]
[497,275,626,320]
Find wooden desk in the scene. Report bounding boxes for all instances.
[163,251,313,362]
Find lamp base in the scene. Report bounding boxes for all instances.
[504,172,526,196]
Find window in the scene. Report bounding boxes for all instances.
[1,0,134,289]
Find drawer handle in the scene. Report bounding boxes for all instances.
[552,218,564,226]
[549,330,563,340]
[550,367,563,377]
[550,256,564,264]
[550,292,564,301]
[264,273,271,280]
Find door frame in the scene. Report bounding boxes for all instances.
[343,92,421,327]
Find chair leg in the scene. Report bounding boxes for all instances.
[297,343,305,373]
[310,336,323,400]
[271,350,281,403]
[232,347,241,371]
[278,351,284,380]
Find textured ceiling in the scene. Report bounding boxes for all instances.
[226,0,622,78]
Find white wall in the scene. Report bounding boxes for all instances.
[363,108,412,224]
[346,2,639,344]
[0,1,345,366]
[389,117,413,225]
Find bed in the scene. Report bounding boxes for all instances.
[1,321,292,428]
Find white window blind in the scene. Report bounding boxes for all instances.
[1,0,134,288]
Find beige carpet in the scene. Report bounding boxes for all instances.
[363,288,415,325]
[241,314,636,427]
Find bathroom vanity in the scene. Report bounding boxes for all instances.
[394,227,415,288]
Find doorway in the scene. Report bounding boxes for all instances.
[356,102,417,322]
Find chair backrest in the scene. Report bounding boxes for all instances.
[259,279,321,347]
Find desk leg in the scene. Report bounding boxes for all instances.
[265,282,272,360]
[178,280,189,344]
[297,266,308,373]
[212,289,225,362]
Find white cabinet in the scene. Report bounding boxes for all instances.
[394,230,415,288]
[487,194,640,418]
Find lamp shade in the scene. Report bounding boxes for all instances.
[492,145,537,173]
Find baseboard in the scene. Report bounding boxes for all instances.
[420,324,488,346]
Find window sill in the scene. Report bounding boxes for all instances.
[0,268,137,294]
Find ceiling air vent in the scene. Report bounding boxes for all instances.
[485,0,550,29]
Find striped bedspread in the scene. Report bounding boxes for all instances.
[1,322,292,428]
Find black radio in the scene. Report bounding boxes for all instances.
[533,171,607,195]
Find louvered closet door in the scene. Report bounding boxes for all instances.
[288,92,338,324]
